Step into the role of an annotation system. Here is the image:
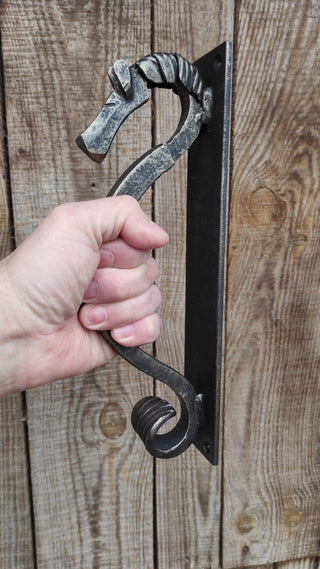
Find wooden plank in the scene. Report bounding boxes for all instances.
[223,0,320,566]
[152,1,234,567]
[0,395,35,569]
[0,30,35,569]
[277,558,320,569]
[241,560,320,569]
[0,33,12,257]
[1,1,155,567]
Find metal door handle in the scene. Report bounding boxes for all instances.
[76,45,232,463]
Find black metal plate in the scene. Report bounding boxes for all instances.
[185,41,232,465]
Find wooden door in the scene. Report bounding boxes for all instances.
[0,1,319,568]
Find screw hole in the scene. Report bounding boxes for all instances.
[213,54,223,72]
[203,440,211,454]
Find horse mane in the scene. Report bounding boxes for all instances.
[136,52,204,102]
[108,52,212,122]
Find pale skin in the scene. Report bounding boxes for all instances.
[0,196,168,395]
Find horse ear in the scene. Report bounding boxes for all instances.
[108,59,133,99]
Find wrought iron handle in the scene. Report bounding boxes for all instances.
[100,331,204,458]
[77,52,211,458]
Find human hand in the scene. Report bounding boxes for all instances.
[0,196,168,394]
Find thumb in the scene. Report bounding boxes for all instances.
[83,195,169,250]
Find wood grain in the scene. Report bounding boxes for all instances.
[0,391,34,569]
[1,1,154,567]
[240,559,320,569]
[3,1,320,567]
[0,44,12,259]
[223,0,320,566]
[277,558,320,569]
[152,1,234,567]
[0,30,34,569]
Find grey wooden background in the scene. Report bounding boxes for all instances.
[0,1,319,568]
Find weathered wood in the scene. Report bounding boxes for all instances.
[223,0,320,566]
[0,30,34,569]
[0,46,12,258]
[277,558,320,569]
[3,1,320,567]
[0,394,35,569]
[152,1,234,567]
[1,1,154,567]
[241,559,320,569]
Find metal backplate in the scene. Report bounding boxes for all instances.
[185,41,232,465]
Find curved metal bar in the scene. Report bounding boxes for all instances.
[77,53,212,459]
[101,330,203,458]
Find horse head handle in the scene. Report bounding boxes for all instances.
[77,52,213,198]
[77,52,212,459]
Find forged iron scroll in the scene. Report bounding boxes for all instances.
[77,52,211,459]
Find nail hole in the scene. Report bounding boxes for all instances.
[213,54,223,72]
[203,440,211,454]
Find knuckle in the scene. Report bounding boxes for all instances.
[153,314,161,339]
[150,284,162,310]
[145,313,161,341]
[145,256,159,283]
[46,202,78,231]
[117,194,139,212]
[50,202,73,219]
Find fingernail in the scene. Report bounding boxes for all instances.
[85,306,106,325]
[84,280,98,300]
[100,248,114,267]
[113,324,134,340]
